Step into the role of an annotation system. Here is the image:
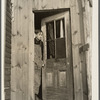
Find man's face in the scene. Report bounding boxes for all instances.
[36,32,43,41]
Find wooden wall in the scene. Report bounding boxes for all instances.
[10,0,92,100]
[4,0,12,100]
[83,1,92,100]
[11,0,34,100]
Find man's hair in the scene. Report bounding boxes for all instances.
[35,30,42,34]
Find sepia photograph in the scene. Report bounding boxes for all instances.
[1,0,98,100]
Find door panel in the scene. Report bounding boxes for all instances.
[45,59,68,100]
[41,11,73,100]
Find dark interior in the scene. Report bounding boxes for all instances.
[33,8,69,100]
[33,8,69,30]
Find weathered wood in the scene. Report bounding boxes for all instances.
[6,36,11,44]
[82,1,92,100]
[89,0,92,7]
[6,16,11,24]
[6,25,11,32]
[5,81,10,87]
[6,4,11,12]
[28,0,35,99]
[6,10,12,19]
[11,0,34,100]
[6,20,11,28]
[5,58,11,64]
[5,52,11,58]
[79,43,89,53]
[5,88,11,100]
[10,0,92,100]
[5,75,11,81]
[6,33,11,39]
[6,31,11,36]
[6,0,11,8]
[5,64,11,68]
[11,0,18,100]
[5,0,12,99]
[6,42,11,49]
[5,68,11,75]
[83,93,88,100]
[5,47,11,54]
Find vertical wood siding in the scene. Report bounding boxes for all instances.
[4,0,12,100]
[10,0,92,100]
[83,1,92,100]
[11,0,34,100]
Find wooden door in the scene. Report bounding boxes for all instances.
[41,11,73,100]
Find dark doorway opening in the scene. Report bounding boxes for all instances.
[33,8,69,30]
[33,8,70,100]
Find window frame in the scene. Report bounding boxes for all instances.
[41,11,68,60]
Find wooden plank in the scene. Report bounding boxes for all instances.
[5,75,11,81]
[6,28,11,34]
[6,21,11,28]
[6,26,12,33]
[33,0,70,10]
[28,0,35,99]
[11,0,18,99]
[6,10,12,19]
[5,68,11,75]
[6,38,11,44]
[6,0,11,7]
[6,24,11,31]
[83,93,88,100]
[5,94,11,100]
[5,81,10,87]
[5,58,11,64]
[6,16,11,24]
[5,1,11,100]
[5,64,11,68]
[6,30,11,35]
[6,5,11,13]
[6,18,11,26]
[83,1,92,100]
[70,2,83,100]
[6,0,11,4]
[6,32,11,39]
[82,61,88,94]
[6,4,11,10]
[33,8,69,13]
[6,7,11,15]
[6,36,11,44]
[5,52,11,59]
[5,88,11,99]
[77,0,88,97]
[6,42,11,49]
[5,47,11,54]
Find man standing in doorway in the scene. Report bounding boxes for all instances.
[34,30,44,100]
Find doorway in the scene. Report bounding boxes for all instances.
[33,9,74,100]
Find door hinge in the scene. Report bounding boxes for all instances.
[79,43,89,53]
